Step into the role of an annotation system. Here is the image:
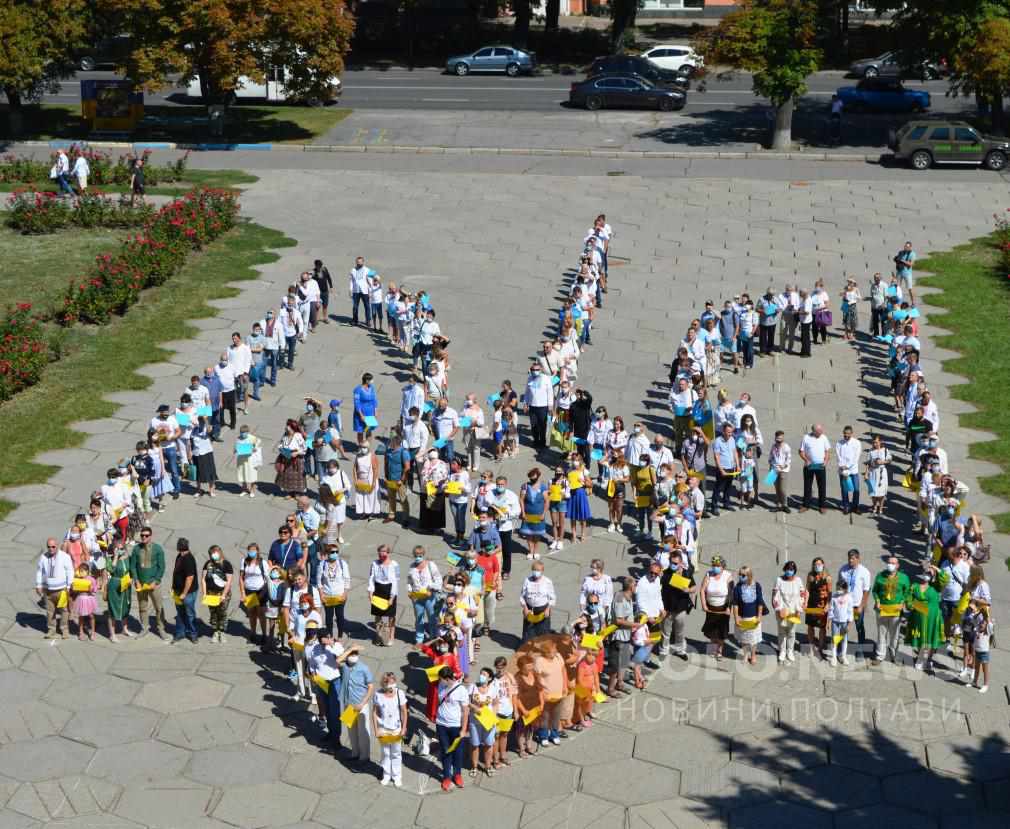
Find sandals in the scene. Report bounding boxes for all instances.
[485,766,495,777]
[470,768,479,778]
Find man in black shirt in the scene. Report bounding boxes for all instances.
[172,537,199,643]
[313,259,333,325]
[661,550,696,661]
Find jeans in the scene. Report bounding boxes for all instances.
[839,473,860,512]
[235,373,248,406]
[371,303,383,328]
[284,336,297,369]
[413,595,439,642]
[581,318,592,345]
[57,173,74,195]
[260,350,278,386]
[450,501,468,537]
[163,446,181,495]
[249,363,263,400]
[759,324,776,355]
[210,409,222,441]
[436,723,463,780]
[315,678,342,743]
[738,336,754,368]
[304,448,316,480]
[174,591,198,640]
[802,466,826,509]
[529,406,549,448]
[438,440,455,464]
[352,292,371,326]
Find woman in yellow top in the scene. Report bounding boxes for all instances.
[566,456,593,544]
[632,454,656,537]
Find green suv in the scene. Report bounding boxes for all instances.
[889,120,1009,171]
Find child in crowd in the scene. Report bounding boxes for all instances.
[827,580,854,666]
[71,564,98,641]
[740,445,756,508]
[970,604,993,694]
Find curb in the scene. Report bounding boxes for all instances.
[23,140,878,162]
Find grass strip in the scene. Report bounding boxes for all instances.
[0,219,296,521]
[919,234,1010,532]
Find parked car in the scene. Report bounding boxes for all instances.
[640,44,704,76]
[889,120,1009,171]
[446,46,536,77]
[74,36,132,72]
[589,55,689,89]
[186,67,341,106]
[569,74,686,111]
[836,78,930,112]
[848,50,948,80]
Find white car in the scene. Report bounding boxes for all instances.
[641,45,704,76]
[186,66,341,106]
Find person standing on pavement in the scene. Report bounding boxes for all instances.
[869,273,887,337]
[660,550,695,660]
[279,299,302,369]
[772,561,806,663]
[835,425,863,515]
[171,537,199,643]
[129,527,166,638]
[711,422,740,516]
[523,363,554,451]
[799,424,831,513]
[259,311,282,387]
[768,430,791,512]
[246,323,267,402]
[871,554,910,665]
[200,545,233,643]
[431,397,460,463]
[798,289,813,357]
[372,671,408,787]
[777,284,800,354]
[367,544,399,646]
[838,548,871,656]
[606,577,635,696]
[400,372,425,431]
[489,477,520,579]
[340,646,374,764]
[200,365,224,442]
[435,666,470,792]
[519,561,555,642]
[227,332,253,414]
[894,241,917,306]
[383,433,412,525]
[313,259,333,325]
[349,256,372,327]
[35,538,74,639]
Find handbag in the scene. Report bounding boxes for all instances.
[814,309,832,327]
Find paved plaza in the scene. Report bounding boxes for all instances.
[0,161,1008,827]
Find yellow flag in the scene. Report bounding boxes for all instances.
[323,595,346,607]
[311,675,330,694]
[497,717,514,733]
[424,664,444,683]
[668,573,690,591]
[522,706,541,726]
[244,593,260,609]
[580,632,603,650]
[71,578,91,592]
[56,590,68,609]
[475,706,497,731]
[371,595,391,612]
[201,594,222,607]
[340,706,358,728]
[737,618,759,630]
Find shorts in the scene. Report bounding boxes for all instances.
[975,650,990,664]
[468,721,496,746]
[608,640,632,673]
[720,337,737,353]
[631,644,653,665]
[898,271,914,288]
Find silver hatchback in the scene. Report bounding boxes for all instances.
[446,46,536,77]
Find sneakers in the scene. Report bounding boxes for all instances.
[556,541,563,551]
[959,667,971,680]
[608,523,615,532]
[785,652,796,663]
[380,776,391,786]
[441,779,452,792]
[453,773,464,789]
[914,661,924,671]
[979,684,989,694]
[778,654,786,665]
[839,656,848,666]
[550,736,561,745]
[829,657,837,667]
[526,553,534,560]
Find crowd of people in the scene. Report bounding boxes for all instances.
[31,223,1000,795]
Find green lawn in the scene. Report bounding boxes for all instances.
[919,235,1010,533]
[2,102,351,145]
[0,220,296,521]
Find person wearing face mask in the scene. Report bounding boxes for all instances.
[212,352,238,432]
[460,394,485,471]
[365,545,399,647]
[434,664,470,791]
[190,415,218,498]
[419,449,449,535]
[234,424,262,498]
[104,543,133,641]
[737,301,758,369]
[238,544,269,645]
[520,467,552,561]
[467,668,499,776]
[200,545,233,644]
[275,419,307,498]
[523,363,554,451]
[579,559,614,615]
[35,537,75,639]
[407,546,442,644]
[468,509,502,563]
[352,441,382,520]
[635,561,667,669]
[299,398,323,480]
[864,433,892,515]
[588,406,613,484]
[370,671,408,786]
[772,560,807,664]
[700,556,734,661]
[170,538,199,643]
[339,645,374,764]
[804,557,831,657]
[871,555,910,665]
[316,544,351,639]
[731,565,768,665]
[256,310,282,387]
[660,551,696,660]
[100,466,131,543]
[520,563,555,642]
[444,458,472,546]
[625,422,651,477]
[488,477,520,578]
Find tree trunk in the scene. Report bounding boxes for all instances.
[514,0,531,48]
[610,0,638,52]
[991,92,1007,136]
[770,98,794,150]
[545,0,560,32]
[4,86,22,109]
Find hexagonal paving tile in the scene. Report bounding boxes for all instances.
[880,770,984,816]
[727,798,833,829]
[926,735,1010,782]
[781,766,883,812]
[581,758,680,806]
[252,712,328,754]
[629,796,728,829]
[213,781,319,829]
[731,727,829,772]
[685,696,777,737]
[0,701,72,743]
[546,721,635,767]
[733,674,826,708]
[916,680,1009,717]
[634,724,729,773]
[874,700,970,741]
[0,737,94,783]
[519,793,626,829]
[156,706,254,751]
[828,730,927,777]
[114,779,214,827]
[681,760,782,805]
[43,673,139,712]
[313,787,421,829]
[481,754,579,801]
[109,650,204,684]
[416,786,523,829]
[836,804,938,829]
[0,669,51,706]
[134,675,230,714]
[591,693,687,734]
[5,775,120,822]
[187,744,288,788]
[62,705,161,748]
[88,740,189,785]
[823,674,918,705]
[20,642,117,679]
[639,666,735,703]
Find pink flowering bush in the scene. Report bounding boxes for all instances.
[0,304,49,402]
[0,147,189,186]
[995,209,1010,277]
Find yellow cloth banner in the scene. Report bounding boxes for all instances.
[635,495,652,508]
[371,595,391,612]
[445,481,463,496]
[497,717,514,733]
[475,706,498,731]
[785,614,802,625]
[57,590,68,609]
[879,604,902,617]
[549,485,563,502]
[323,595,346,607]
[202,594,222,607]
[426,481,439,498]
[568,471,583,490]
[172,592,183,606]
[408,590,431,601]
[385,480,401,492]
[737,617,759,631]
[522,706,541,726]
[600,624,617,638]
[524,513,543,524]
[378,733,402,745]
[648,631,662,644]
[340,706,359,728]
[355,480,373,493]
[244,593,260,609]
[526,610,546,624]
[607,480,616,498]
[71,578,91,592]
[668,573,691,591]
[120,575,133,592]
[574,684,592,699]
[832,633,844,645]
[911,600,929,616]
[312,675,330,694]
[580,632,603,650]
[593,691,607,704]
[424,664,444,683]
[290,638,305,652]
[805,606,825,616]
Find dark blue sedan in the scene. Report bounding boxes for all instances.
[836,78,930,112]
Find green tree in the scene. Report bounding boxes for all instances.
[699,0,822,150]
[954,17,1010,134]
[102,0,354,105]
[0,0,90,112]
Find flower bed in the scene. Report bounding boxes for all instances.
[58,189,239,324]
[0,147,189,187]
[0,304,49,403]
[996,209,1010,276]
[6,190,155,234]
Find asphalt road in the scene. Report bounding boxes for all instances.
[49,68,974,115]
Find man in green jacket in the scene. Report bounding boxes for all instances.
[871,554,910,665]
[130,527,166,638]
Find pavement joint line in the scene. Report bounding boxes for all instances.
[23,139,875,162]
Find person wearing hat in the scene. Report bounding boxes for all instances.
[171,538,199,643]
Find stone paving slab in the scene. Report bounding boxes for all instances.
[1,168,1009,827]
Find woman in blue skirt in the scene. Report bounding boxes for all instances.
[566,455,593,544]
[519,468,551,560]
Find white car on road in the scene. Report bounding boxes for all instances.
[186,66,341,106]
[641,45,704,76]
